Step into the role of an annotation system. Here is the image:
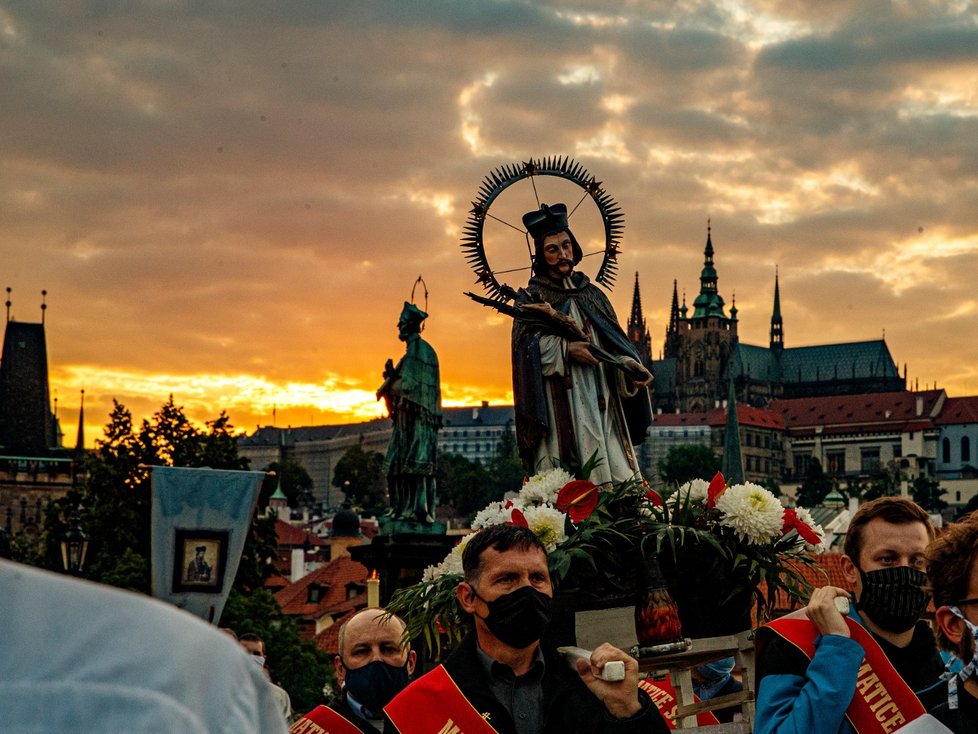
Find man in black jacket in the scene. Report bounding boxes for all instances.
[384,525,667,734]
[294,609,416,733]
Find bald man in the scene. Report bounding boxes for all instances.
[291,609,416,734]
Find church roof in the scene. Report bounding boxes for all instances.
[651,404,784,430]
[651,358,677,394]
[779,340,899,383]
[726,339,901,385]
[935,396,978,426]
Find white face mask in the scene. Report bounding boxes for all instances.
[946,606,978,710]
[249,654,266,670]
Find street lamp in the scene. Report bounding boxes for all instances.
[60,520,88,575]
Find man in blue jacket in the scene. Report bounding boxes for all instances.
[755,496,944,734]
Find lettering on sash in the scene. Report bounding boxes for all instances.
[853,662,907,733]
[437,719,462,734]
[289,720,327,734]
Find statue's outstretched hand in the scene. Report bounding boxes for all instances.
[623,359,653,387]
[568,341,600,365]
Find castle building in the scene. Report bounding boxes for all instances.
[641,224,905,414]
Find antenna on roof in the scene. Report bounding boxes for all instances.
[41,290,47,325]
[5,287,10,322]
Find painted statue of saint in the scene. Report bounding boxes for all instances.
[377,302,442,523]
[513,203,653,485]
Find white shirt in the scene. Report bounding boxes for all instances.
[0,560,288,733]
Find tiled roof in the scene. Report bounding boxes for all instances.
[770,391,943,434]
[315,608,358,656]
[935,396,978,425]
[651,358,677,394]
[239,418,392,447]
[779,340,900,383]
[651,405,784,430]
[765,553,852,616]
[274,556,369,620]
[727,344,781,381]
[275,519,327,548]
[441,405,515,427]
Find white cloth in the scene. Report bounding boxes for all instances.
[0,559,288,734]
[535,297,641,485]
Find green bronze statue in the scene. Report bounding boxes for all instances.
[377,302,442,524]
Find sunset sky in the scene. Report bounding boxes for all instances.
[2,1,977,448]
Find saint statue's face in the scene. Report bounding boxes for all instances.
[541,231,575,279]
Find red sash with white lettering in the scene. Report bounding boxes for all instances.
[289,704,364,734]
[639,678,721,729]
[765,617,925,734]
[384,664,499,734]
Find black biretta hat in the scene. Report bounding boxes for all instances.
[522,203,570,241]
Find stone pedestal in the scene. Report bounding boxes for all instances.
[348,531,455,607]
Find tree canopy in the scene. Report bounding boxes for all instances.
[657,444,722,488]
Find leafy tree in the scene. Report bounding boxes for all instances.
[221,588,333,713]
[795,459,833,508]
[957,492,978,520]
[331,445,387,512]
[483,421,526,502]
[910,476,947,513]
[262,459,315,509]
[437,451,494,519]
[657,444,721,488]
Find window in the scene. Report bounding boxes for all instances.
[943,437,951,463]
[826,451,845,474]
[962,436,971,463]
[861,448,881,474]
[892,443,901,458]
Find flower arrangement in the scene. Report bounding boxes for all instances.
[387,469,826,654]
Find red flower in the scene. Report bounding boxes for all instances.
[507,508,529,528]
[644,488,663,507]
[556,480,600,523]
[706,472,726,508]
[781,508,822,545]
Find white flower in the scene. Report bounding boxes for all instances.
[678,478,710,502]
[794,506,827,553]
[472,501,518,530]
[423,531,478,580]
[716,482,785,545]
[522,505,567,552]
[519,468,574,507]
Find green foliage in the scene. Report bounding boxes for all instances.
[221,588,333,713]
[957,492,978,520]
[386,573,470,661]
[795,459,833,507]
[332,445,387,512]
[437,452,493,518]
[910,476,947,513]
[657,445,721,488]
[262,459,315,509]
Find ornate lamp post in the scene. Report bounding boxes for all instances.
[60,520,89,575]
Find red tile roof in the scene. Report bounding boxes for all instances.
[275,519,327,548]
[315,608,358,657]
[274,556,369,622]
[652,405,784,430]
[936,396,978,425]
[763,553,852,617]
[770,391,943,435]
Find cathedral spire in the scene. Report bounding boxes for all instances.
[770,267,784,353]
[75,389,85,454]
[627,272,652,367]
[691,219,725,319]
[721,378,744,485]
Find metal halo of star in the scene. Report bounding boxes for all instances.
[460,156,625,301]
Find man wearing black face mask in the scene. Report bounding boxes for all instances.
[755,496,945,734]
[292,609,415,734]
[384,524,668,734]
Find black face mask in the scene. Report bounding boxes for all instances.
[473,584,553,649]
[342,659,410,717]
[856,565,930,633]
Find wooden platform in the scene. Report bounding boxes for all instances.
[637,629,756,731]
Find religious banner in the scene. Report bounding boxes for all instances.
[150,465,265,623]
